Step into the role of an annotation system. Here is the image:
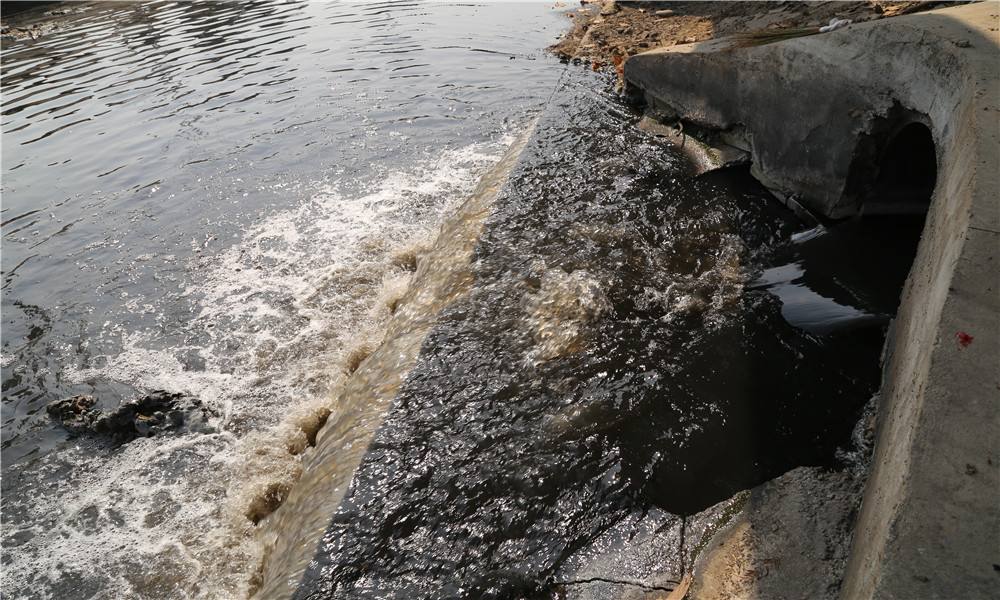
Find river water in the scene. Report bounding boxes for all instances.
[2,2,920,600]
[2,2,567,598]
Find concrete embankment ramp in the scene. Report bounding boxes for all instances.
[252,128,536,598]
[626,3,999,598]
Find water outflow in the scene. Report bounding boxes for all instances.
[263,71,901,599]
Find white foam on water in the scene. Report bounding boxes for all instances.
[2,139,512,599]
[637,233,747,326]
[524,265,611,364]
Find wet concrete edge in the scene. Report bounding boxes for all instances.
[252,123,539,599]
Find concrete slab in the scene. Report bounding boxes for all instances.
[636,115,750,176]
[688,467,863,600]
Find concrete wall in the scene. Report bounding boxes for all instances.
[626,4,999,598]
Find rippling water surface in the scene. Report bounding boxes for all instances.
[1,2,566,598]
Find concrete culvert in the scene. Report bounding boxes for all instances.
[863,121,937,216]
[623,5,999,598]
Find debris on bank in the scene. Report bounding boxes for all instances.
[1,2,89,42]
[550,1,949,71]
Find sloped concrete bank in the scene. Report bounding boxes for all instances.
[252,127,537,598]
[625,3,999,598]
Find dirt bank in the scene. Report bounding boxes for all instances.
[551,1,949,68]
[1,2,104,42]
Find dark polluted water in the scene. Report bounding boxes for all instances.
[279,71,922,599]
[1,2,567,598]
[0,3,924,600]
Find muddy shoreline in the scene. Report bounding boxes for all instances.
[550,1,948,69]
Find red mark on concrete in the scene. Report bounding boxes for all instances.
[956,331,974,348]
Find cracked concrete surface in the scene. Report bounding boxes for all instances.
[553,495,743,600]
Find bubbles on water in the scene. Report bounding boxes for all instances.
[636,232,747,326]
[1,432,234,600]
[523,265,610,364]
[67,336,234,411]
[566,219,747,329]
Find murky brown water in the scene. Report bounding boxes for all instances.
[262,71,920,599]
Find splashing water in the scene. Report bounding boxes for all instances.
[3,139,524,599]
[2,2,568,597]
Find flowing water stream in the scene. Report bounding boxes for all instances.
[1,3,921,599]
[2,3,566,598]
[266,71,911,599]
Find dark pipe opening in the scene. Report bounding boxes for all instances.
[863,121,937,215]
[830,114,935,316]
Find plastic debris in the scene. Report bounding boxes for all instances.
[820,18,852,33]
